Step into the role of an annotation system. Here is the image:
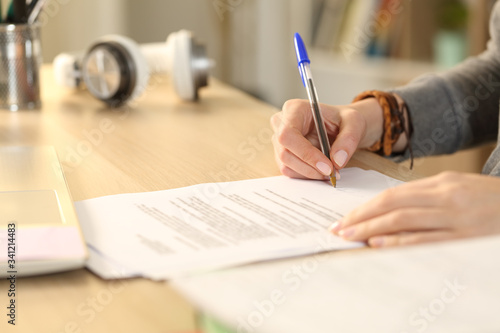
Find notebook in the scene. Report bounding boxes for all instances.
[0,146,87,277]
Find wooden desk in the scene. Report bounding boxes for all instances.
[0,66,417,333]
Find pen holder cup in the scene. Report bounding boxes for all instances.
[0,24,42,111]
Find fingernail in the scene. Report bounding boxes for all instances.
[333,150,348,168]
[369,237,384,248]
[338,226,355,239]
[328,220,342,233]
[316,162,332,176]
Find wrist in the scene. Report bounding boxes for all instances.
[348,93,410,153]
[348,98,384,149]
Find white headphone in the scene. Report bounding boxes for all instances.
[53,30,214,107]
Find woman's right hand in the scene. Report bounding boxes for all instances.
[270,98,384,180]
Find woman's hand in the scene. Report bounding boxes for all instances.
[330,171,500,247]
[270,98,383,180]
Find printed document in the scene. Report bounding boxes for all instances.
[75,168,402,280]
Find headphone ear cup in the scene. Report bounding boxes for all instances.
[166,30,212,101]
[166,30,197,101]
[82,35,150,107]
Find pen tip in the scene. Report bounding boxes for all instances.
[330,175,336,188]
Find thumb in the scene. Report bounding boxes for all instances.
[329,108,366,169]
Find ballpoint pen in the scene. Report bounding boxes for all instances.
[294,32,336,187]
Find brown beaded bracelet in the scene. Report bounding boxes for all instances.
[352,90,414,169]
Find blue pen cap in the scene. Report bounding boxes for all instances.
[294,33,310,65]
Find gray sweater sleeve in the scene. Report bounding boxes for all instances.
[392,3,500,158]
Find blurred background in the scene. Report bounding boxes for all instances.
[36,0,497,176]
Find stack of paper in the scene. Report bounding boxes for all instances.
[172,235,500,332]
[75,168,402,280]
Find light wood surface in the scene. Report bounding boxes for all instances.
[0,66,419,333]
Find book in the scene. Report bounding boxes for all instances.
[336,0,381,62]
[313,0,349,50]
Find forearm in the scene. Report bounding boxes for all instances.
[392,45,500,157]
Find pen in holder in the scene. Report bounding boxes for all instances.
[0,23,42,111]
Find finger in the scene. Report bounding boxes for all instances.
[279,164,313,179]
[368,230,457,248]
[273,145,329,180]
[339,184,446,230]
[280,99,341,135]
[341,171,475,229]
[329,108,366,169]
[279,99,314,135]
[273,148,302,179]
[276,99,344,176]
[337,208,447,242]
[276,118,333,176]
[272,135,328,179]
[270,112,283,133]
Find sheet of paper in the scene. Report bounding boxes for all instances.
[75,168,402,280]
[172,235,500,333]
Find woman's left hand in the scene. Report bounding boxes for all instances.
[330,171,500,247]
